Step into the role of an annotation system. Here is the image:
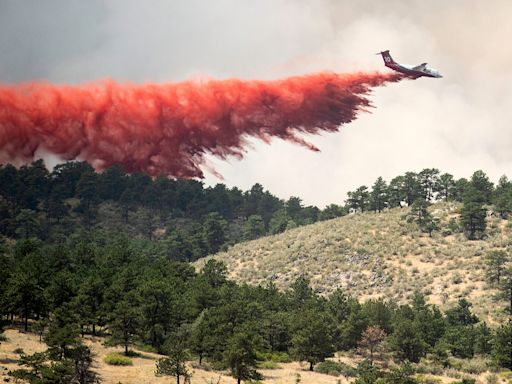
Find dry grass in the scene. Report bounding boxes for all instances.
[2,329,510,384]
[0,329,349,384]
[196,202,510,323]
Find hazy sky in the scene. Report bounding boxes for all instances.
[1,0,511,207]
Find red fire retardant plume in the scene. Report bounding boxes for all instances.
[0,72,402,178]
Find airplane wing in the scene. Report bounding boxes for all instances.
[412,63,427,71]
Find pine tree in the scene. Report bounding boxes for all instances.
[370,177,388,213]
[492,320,512,369]
[461,186,487,240]
[155,329,190,384]
[290,310,335,370]
[435,173,455,201]
[485,250,509,286]
[224,329,262,384]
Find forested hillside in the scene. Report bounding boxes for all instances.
[0,160,344,261]
[1,162,512,383]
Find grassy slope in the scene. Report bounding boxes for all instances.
[197,202,511,322]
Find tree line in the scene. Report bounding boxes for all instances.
[347,169,512,239]
[0,236,511,383]
[0,160,346,261]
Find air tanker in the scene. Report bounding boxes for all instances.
[378,50,442,78]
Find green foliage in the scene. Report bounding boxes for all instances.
[387,318,427,363]
[10,346,99,384]
[243,215,266,241]
[461,186,487,239]
[44,304,81,359]
[257,360,280,369]
[155,328,191,383]
[492,320,512,369]
[445,299,479,327]
[485,250,509,286]
[354,359,381,384]
[256,351,291,363]
[347,186,370,213]
[314,360,357,377]
[383,363,417,384]
[104,352,133,366]
[223,329,262,384]
[290,309,335,371]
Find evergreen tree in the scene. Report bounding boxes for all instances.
[469,170,494,204]
[370,177,388,213]
[108,294,142,355]
[224,329,262,384]
[319,204,346,220]
[418,168,440,201]
[387,319,427,363]
[243,215,265,240]
[347,186,370,213]
[407,199,439,237]
[156,329,191,384]
[5,269,45,331]
[72,345,101,384]
[402,172,421,206]
[493,175,512,218]
[441,326,476,358]
[269,209,289,235]
[460,187,486,240]
[435,173,455,201]
[290,310,335,371]
[14,209,41,239]
[44,304,81,360]
[202,212,228,254]
[388,176,405,208]
[445,299,479,326]
[492,320,512,369]
[485,250,509,286]
[497,267,512,315]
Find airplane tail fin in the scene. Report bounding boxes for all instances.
[378,50,396,65]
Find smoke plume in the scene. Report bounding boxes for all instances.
[0,72,402,177]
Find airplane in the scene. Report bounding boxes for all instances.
[377,50,442,78]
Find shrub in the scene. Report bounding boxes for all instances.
[314,360,357,377]
[452,378,476,384]
[104,352,133,366]
[13,348,24,354]
[416,374,443,384]
[257,361,280,369]
[256,351,291,363]
[486,373,499,384]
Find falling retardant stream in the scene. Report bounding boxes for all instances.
[0,72,403,178]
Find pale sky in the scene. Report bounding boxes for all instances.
[1,0,511,207]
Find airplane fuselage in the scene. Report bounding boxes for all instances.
[379,50,442,78]
[385,62,441,78]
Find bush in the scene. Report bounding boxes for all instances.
[257,360,280,369]
[13,348,24,354]
[416,374,443,384]
[104,352,133,366]
[256,351,291,363]
[452,378,476,384]
[314,360,357,377]
[449,357,488,375]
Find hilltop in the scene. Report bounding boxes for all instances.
[197,202,510,322]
